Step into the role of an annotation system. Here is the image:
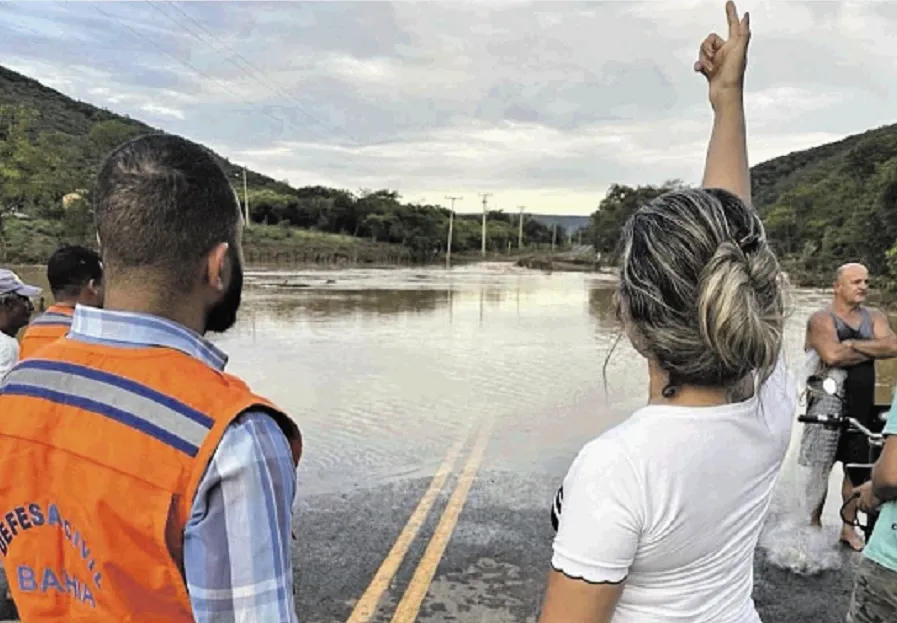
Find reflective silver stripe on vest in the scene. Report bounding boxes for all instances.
[1,361,213,456]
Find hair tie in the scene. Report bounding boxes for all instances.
[737,232,761,253]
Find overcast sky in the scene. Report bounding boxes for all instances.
[1,1,895,215]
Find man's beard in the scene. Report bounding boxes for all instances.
[204,251,243,334]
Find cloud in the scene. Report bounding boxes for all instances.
[0,0,895,215]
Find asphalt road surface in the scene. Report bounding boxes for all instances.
[293,419,862,623]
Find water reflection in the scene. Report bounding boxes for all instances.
[587,287,619,329]
[247,288,452,322]
[238,281,537,334]
[211,270,630,494]
[9,263,897,497]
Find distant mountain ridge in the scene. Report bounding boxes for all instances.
[529,214,589,233]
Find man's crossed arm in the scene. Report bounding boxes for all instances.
[850,309,897,359]
[807,308,897,367]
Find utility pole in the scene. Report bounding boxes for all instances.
[551,223,557,251]
[479,193,492,257]
[242,167,251,229]
[444,195,462,269]
[517,206,525,250]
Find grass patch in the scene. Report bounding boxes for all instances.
[1,219,413,267]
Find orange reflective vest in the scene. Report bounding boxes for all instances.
[0,337,302,621]
[18,305,75,360]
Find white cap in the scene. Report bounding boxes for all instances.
[0,269,41,297]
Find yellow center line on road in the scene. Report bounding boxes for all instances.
[345,424,476,623]
[389,417,495,623]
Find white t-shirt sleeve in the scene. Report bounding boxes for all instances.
[758,350,797,432]
[551,437,643,584]
[0,335,19,380]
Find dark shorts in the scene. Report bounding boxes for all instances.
[840,381,879,466]
[847,557,897,623]
[837,430,875,467]
[840,403,887,486]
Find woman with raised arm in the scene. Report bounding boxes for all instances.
[537,3,796,622]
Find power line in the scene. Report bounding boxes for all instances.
[87,1,354,167]
[89,4,286,135]
[146,0,354,145]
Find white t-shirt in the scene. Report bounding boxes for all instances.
[551,355,796,623]
[0,332,19,380]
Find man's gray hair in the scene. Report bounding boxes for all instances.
[834,262,867,283]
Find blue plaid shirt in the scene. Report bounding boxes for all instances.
[68,305,298,622]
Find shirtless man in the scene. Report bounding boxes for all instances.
[803,263,897,551]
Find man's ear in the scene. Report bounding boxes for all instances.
[205,242,230,293]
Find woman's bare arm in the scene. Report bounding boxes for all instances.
[538,571,623,623]
[702,94,749,204]
[696,1,752,204]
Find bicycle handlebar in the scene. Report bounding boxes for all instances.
[797,413,840,426]
[797,413,884,444]
[849,419,882,441]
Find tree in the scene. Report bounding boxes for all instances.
[61,196,94,246]
[587,181,684,265]
[89,119,147,156]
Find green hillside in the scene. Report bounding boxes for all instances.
[0,65,300,199]
[0,64,564,266]
[584,125,897,288]
[750,122,897,285]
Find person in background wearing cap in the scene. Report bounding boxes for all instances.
[0,269,41,378]
[18,245,104,360]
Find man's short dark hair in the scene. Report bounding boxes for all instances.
[93,133,241,290]
[47,245,103,299]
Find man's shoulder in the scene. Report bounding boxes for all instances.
[229,408,291,438]
[861,305,887,319]
[807,308,834,328]
[811,305,834,316]
[222,409,297,461]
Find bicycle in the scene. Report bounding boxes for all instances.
[797,374,889,543]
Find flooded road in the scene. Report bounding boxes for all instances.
[10,262,897,622]
[227,265,636,497]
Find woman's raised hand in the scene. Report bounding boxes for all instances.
[694,1,751,107]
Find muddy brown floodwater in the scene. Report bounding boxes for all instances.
[9,262,897,623]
